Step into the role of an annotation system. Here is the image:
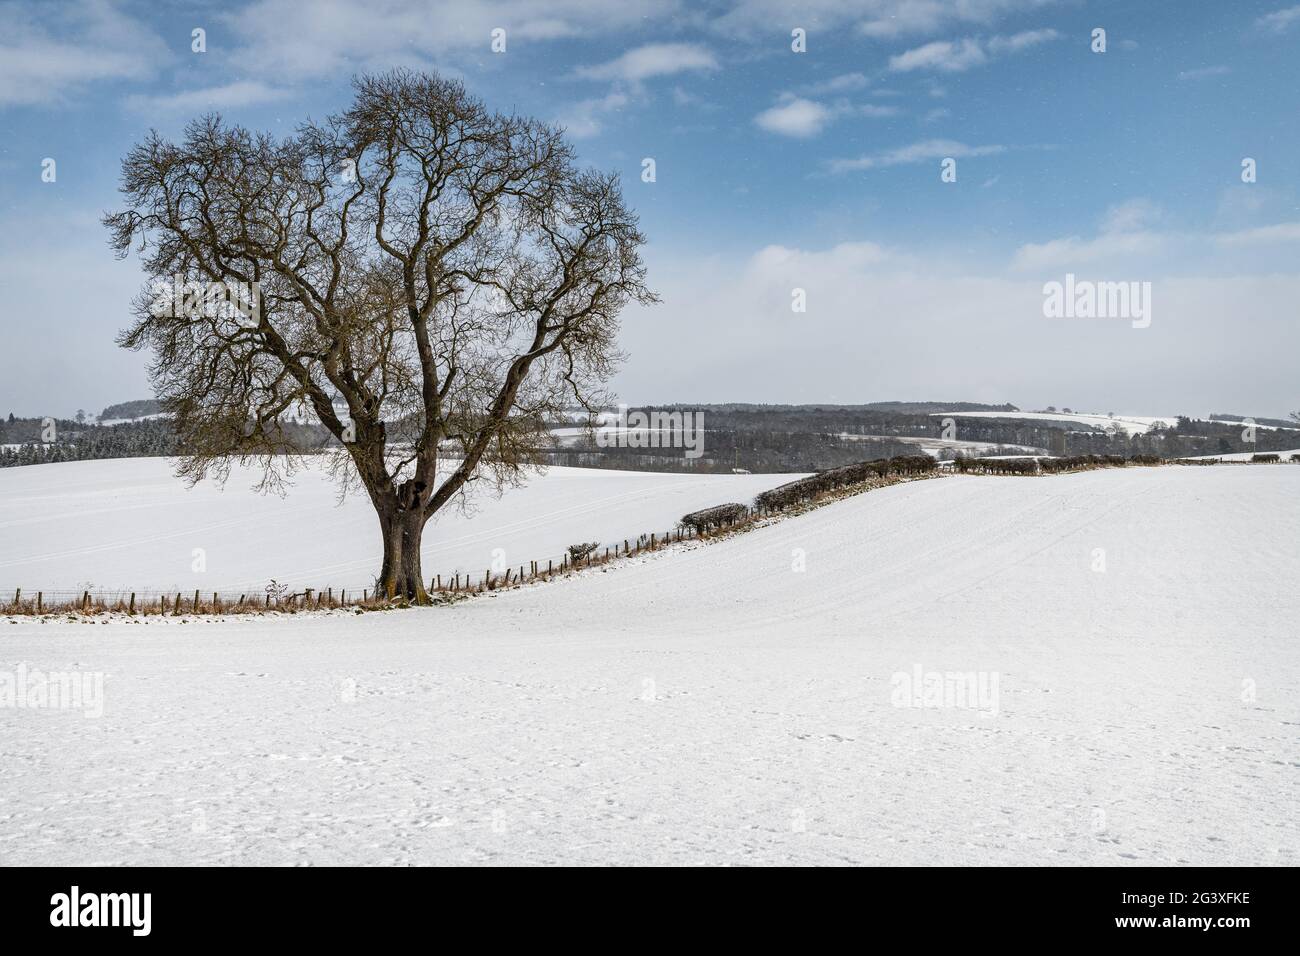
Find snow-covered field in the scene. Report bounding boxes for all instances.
[1181,450,1300,462]
[838,433,1047,457]
[2,465,1296,866]
[0,458,798,594]
[930,410,1182,435]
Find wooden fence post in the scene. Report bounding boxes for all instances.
[37,592,42,614]
[129,592,135,614]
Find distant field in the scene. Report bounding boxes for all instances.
[0,457,799,593]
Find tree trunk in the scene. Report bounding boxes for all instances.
[377,507,430,603]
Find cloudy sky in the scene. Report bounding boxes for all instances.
[2,0,1298,418]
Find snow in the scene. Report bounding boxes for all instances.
[1180,450,1300,462]
[2,464,1296,865]
[97,413,171,427]
[0,457,801,594]
[837,433,1047,457]
[931,411,1181,435]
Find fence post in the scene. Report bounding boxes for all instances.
[129,592,135,615]
[213,592,219,613]
[37,591,42,614]
[13,588,19,607]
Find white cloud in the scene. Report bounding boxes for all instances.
[1014,213,1300,270]
[1256,5,1300,32]
[556,91,630,139]
[1215,222,1300,246]
[755,94,896,138]
[623,241,1300,414]
[890,38,987,72]
[858,0,1060,38]
[125,81,293,114]
[0,0,170,107]
[221,0,676,80]
[986,27,1058,53]
[709,0,1062,41]
[890,29,1058,72]
[1177,65,1231,81]
[827,139,1005,172]
[575,43,718,83]
[1100,199,1162,234]
[799,72,870,95]
[1011,232,1167,271]
[755,97,835,137]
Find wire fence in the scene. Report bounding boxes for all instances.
[0,523,716,616]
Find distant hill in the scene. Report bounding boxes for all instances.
[647,401,1020,414]
[1209,413,1299,430]
[100,399,163,421]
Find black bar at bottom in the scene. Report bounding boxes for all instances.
[0,865,1291,943]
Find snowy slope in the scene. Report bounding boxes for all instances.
[2,465,1295,866]
[0,457,800,593]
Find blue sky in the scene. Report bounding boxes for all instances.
[2,0,1298,417]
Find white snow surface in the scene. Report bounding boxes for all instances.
[2,465,1296,866]
[0,458,799,594]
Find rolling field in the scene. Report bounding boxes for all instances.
[2,464,1296,865]
[0,457,798,594]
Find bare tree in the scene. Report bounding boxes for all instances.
[105,70,655,602]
